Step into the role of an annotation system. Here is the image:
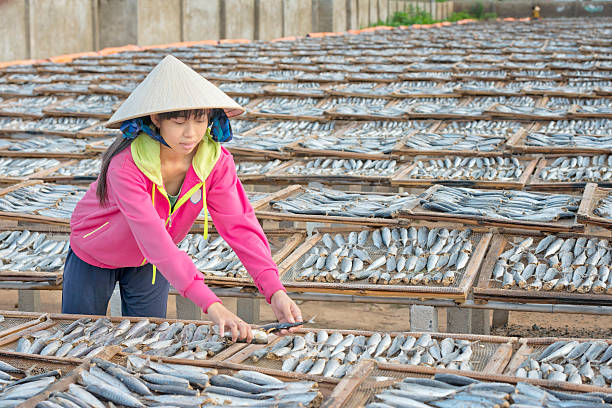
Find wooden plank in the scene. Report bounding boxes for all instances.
[0,179,43,197]
[0,313,49,340]
[482,342,514,374]
[577,183,612,229]
[322,359,375,408]
[0,318,57,348]
[504,342,534,375]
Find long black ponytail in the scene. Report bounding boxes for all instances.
[96,136,133,206]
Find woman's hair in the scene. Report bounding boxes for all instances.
[96,109,208,206]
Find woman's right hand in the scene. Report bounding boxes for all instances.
[207,302,253,343]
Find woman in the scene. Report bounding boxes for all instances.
[63,55,301,342]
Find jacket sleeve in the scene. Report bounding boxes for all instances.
[206,149,286,303]
[107,156,222,313]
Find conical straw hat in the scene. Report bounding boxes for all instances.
[106,55,244,128]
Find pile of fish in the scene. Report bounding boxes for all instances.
[515,340,612,387]
[407,156,524,181]
[35,357,321,407]
[366,372,612,408]
[179,234,248,279]
[404,133,505,152]
[0,360,63,405]
[283,158,397,177]
[298,134,399,155]
[0,158,60,177]
[0,229,68,273]
[322,97,406,117]
[235,160,283,176]
[538,119,612,136]
[0,184,86,219]
[490,105,568,118]
[466,96,536,108]
[230,121,333,152]
[409,103,484,117]
[439,120,522,136]
[15,316,266,359]
[297,121,427,155]
[421,186,580,222]
[538,155,612,183]
[269,82,326,96]
[251,97,324,117]
[526,132,612,149]
[295,227,475,286]
[594,193,612,219]
[492,234,612,294]
[0,96,58,118]
[250,332,477,378]
[270,188,417,218]
[218,82,265,96]
[51,158,101,178]
[46,94,120,116]
[0,117,98,134]
[0,136,90,154]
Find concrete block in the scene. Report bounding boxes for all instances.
[176,295,202,320]
[183,0,221,42]
[369,0,378,24]
[358,0,369,28]
[492,310,509,329]
[389,0,400,15]
[312,0,346,33]
[283,0,312,37]
[29,0,95,59]
[347,0,359,30]
[109,282,121,316]
[18,290,40,312]
[446,307,471,334]
[137,0,181,46]
[0,0,28,61]
[98,0,137,49]
[378,0,389,23]
[410,305,438,332]
[237,297,260,324]
[223,0,256,40]
[493,1,531,18]
[471,309,490,335]
[257,0,283,40]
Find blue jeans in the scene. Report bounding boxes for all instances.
[62,247,170,318]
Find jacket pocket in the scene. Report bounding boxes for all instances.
[82,221,110,238]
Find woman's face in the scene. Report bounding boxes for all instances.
[150,112,208,155]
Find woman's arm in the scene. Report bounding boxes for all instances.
[206,149,302,333]
[205,149,286,303]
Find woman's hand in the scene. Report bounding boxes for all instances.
[270,290,303,336]
[207,302,252,343]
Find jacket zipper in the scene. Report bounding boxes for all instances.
[83,221,109,238]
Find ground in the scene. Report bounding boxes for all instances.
[2,290,611,339]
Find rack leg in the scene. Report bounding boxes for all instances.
[109,283,122,317]
[446,307,472,333]
[237,297,260,324]
[18,290,40,312]
[176,295,202,320]
[409,305,438,332]
[492,310,509,328]
[471,309,491,335]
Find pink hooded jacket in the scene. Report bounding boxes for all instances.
[70,132,285,313]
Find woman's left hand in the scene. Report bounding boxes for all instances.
[270,290,302,336]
